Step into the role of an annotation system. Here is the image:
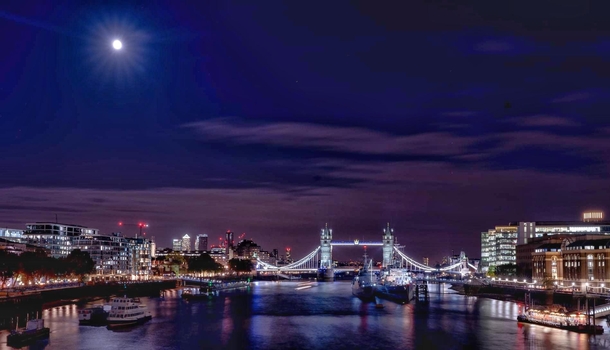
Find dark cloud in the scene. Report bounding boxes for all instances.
[508,115,580,127]
[184,119,479,157]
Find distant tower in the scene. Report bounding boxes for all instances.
[320,223,334,281]
[195,234,208,251]
[172,238,182,252]
[225,230,235,250]
[286,247,292,263]
[382,222,394,268]
[181,234,191,252]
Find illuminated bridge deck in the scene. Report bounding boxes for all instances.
[331,241,383,246]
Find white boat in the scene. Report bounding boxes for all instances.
[106,297,152,329]
[78,304,112,326]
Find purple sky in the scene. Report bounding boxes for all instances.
[1,1,610,263]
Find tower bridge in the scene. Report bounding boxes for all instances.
[256,223,478,281]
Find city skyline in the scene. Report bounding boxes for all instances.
[2,2,610,263]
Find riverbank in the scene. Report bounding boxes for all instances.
[450,283,606,309]
[0,280,177,330]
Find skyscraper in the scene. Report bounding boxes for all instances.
[172,238,181,252]
[225,230,234,250]
[195,234,208,252]
[181,234,191,252]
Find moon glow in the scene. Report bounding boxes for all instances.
[112,39,122,50]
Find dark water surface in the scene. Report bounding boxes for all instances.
[1,281,609,350]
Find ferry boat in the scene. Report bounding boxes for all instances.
[517,304,603,335]
[106,297,152,330]
[78,304,112,326]
[7,317,50,347]
[352,250,376,301]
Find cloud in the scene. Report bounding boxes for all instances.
[1,160,609,263]
[552,92,591,103]
[492,131,610,163]
[184,119,478,156]
[508,115,580,127]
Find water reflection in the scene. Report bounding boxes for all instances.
[1,282,610,349]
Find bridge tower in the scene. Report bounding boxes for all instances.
[382,222,394,268]
[319,223,334,281]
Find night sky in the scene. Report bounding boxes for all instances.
[1,1,610,264]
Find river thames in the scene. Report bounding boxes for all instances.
[1,281,609,350]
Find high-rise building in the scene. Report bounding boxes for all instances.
[225,231,234,250]
[195,234,208,252]
[286,247,292,263]
[272,248,279,259]
[172,239,182,252]
[181,234,191,252]
[480,226,517,273]
[423,257,429,266]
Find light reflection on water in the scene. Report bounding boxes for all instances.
[0,282,609,349]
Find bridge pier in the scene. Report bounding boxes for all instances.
[318,268,334,282]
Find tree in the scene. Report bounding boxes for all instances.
[228,258,253,274]
[168,252,186,277]
[495,263,517,277]
[486,266,496,278]
[65,249,95,282]
[542,273,555,289]
[0,250,17,288]
[188,253,223,275]
[17,251,50,285]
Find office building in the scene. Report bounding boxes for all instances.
[181,234,191,252]
[23,222,99,258]
[480,226,517,273]
[484,212,610,277]
[225,231,234,250]
[195,234,208,251]
[0,228,24,242]
[423,257,429,266]
[172,239,182,252]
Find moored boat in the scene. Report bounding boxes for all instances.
[106,297,152,330]
[182,288,215,301]
[7,317,50,347]
[375,269,415,304]
[352,250,376,301]
[517,305,603,335]
[79,304,111,326]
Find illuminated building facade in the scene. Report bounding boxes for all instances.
[195,234,208,252]
[24,222,99,258]
[181,234,191,252]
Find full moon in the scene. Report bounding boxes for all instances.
[112,39,122,50]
